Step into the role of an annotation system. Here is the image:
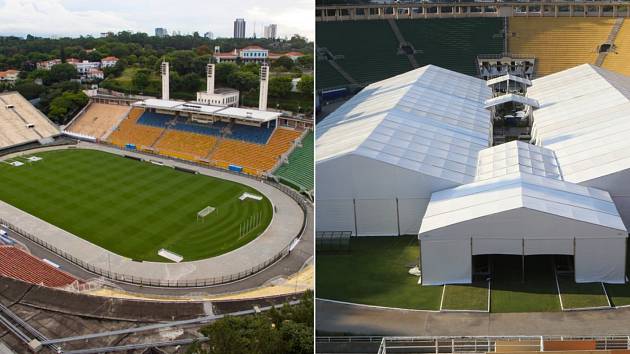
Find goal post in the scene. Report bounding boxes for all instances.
[197,206,216,222]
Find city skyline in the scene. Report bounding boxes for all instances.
[0,0,313,40]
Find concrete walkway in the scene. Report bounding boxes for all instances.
[317,299,630,336]
[0,143,306,285]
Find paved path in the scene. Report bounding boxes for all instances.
[316,299,630,336]
[0,143,309,289]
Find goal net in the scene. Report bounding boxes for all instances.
[197,206,215,222]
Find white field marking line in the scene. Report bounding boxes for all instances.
[602,282,613,308]
[440,282,491,313]
[439,285,446,311]
[487,280,491,313]
[316,298,441,313]
[554,267,565,311]
[562,306,613,312]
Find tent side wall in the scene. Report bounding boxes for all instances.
[420,208,627,285]
[316,155,460,236]
[575,237,627,284]
[421,239,472,286]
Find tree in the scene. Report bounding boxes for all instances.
[273,56,294,71]
[132,68,151,90]
[194,292,313,354]
[47,63,77,84]
[227,70,259,92]
[297,54,313,70]
[47,91,88,124]
[269,76,293,97]
[297,75,313,96]
[14,81,44,99]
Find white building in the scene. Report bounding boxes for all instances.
[0,70,20,84]
[86,68,104,81]
[264,24,277,39]
[316,65,492,236]
[317,63,630,285]
[100,56,119,68]
[36,59,61,70]
[196,63,239,107]
[215,45,269,64]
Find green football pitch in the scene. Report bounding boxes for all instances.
[0,149,273,262]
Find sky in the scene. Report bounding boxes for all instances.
[0,0,314,40]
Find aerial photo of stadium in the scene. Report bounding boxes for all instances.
[0,3,314,351]
[315,0,630,352]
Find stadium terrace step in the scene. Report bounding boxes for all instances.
[0,246,77,288]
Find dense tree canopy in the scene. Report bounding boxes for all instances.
[188,292,313,354]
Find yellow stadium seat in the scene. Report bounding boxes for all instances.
[603,21,630,76]
[509,18,615,77]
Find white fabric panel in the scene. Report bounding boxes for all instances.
[524,239,573,255]
[421,239,471,285]
[472,238,522,255]
[575,237,627,284]
[355,199,398,236]
[316,199,355,235]
[397,198,430,235]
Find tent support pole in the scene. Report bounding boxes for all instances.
[522,238,525,283]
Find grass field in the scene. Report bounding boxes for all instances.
[442,283,488,311]
[0,149,273,262]
[316,236,443,310]
[318,238,568,312]
[557,275,610,309]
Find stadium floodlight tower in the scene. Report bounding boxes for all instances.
[206,63,215,94]
[259,64,269,111]
[161,61,170,100]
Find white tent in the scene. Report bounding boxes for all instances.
[419,168,627,285]
[528,64,630,228]
[316,65,492,236]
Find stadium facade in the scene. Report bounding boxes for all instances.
[316,63,630,285]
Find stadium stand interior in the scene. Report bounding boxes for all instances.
[212,128,302,173]
[65,103,130,140]
[316,20,412,86]
[0,92,59,149]
[603,20,630,76]
[396,18,504,76]
[154,130,217,161]
[108,107,165,148]
[0,246,77,288]
[107,107,303,174]
[316,59,351,90]
[274,131,314,191]
[509,17,616,77]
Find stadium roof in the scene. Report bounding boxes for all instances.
[134,99,281,123]
[0,92,60,150]
[528,64,630,183]
[419,172,627,235]
[316,65,492,184]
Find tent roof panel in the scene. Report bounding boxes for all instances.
[316,65,492,184]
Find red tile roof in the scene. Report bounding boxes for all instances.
[101,56,118,61]
[0,246,78,288]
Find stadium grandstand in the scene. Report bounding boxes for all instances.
[274,131,314,192]
[0,92,60,150]
[603,19,630,76]
[508,17,617,77]
[0,246,78,288]
[105,99,304,175]
[64,102,130,140]
[316,3,630,96]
